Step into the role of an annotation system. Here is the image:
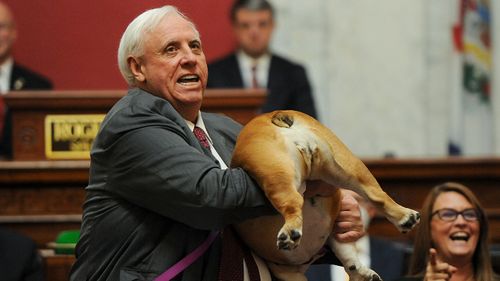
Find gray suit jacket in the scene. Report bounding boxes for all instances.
[70,88,274,281]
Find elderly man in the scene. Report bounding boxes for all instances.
[70,6,362,281]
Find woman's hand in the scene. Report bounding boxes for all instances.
[424,248,457,281]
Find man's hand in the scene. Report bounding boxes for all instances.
[424,248,456,281]
[332,190,364,243]
[303,183,364,242]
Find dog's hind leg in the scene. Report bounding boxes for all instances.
[298,117,419,231]
[316,152,419,233]
[232,112,316,250]
[258,163,305,250]
[232,132,306,250]
[270,110,419,233]
[328,238,382,281]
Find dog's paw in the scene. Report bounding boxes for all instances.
[276,227,302,250]
[397,208,420,233]
[347,265,382,281]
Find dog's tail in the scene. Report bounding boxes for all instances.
[271,111,294,128]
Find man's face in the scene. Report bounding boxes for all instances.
[133,14,208,115]
[232,8,274,58]
[0,4,16,62]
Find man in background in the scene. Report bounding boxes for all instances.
[306,189,410,281]
[0,227,44,281]
[207,0,317,118]
[0,1,53,159]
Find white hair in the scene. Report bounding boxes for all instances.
[117,5,200,86]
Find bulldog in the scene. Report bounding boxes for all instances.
[231,110,420,281]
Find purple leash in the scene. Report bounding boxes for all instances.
[155,230,220,281]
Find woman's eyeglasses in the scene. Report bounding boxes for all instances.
[432,208,479,222]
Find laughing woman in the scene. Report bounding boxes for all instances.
[398,182,499,281]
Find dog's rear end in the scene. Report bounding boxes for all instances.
[231,110,420,281]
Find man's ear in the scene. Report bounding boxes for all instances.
[128,56,146,82]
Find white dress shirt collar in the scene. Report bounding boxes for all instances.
[185,112,213,144]
[185,112,228,169]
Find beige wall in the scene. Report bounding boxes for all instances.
[270,0,499,158]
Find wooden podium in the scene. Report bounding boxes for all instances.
[3,89,266,161]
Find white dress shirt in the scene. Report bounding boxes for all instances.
[0,57,13,94]
[184,112,228,169]
[236,50,271,89]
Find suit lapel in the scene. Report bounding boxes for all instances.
[267,55,278,90]
[229,54,244,88]
[207,128,232,167]
[10,64,26,90]
[164,104,219,162]
[262,55,282,113]
[188,126,219,162]
[202,115,233,167]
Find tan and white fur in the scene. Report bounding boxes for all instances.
[231,110,420,281]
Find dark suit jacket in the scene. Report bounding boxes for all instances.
[0,63,53,158]
[305,236,409,281]
[0,228,44,281]
[207,52,317,118]
[70,88,274,281]
[10,63,53,91]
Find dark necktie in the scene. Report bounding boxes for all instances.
[251,65,259,89]
[193,126,211,151]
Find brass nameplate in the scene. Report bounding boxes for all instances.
[44,114,105,159]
